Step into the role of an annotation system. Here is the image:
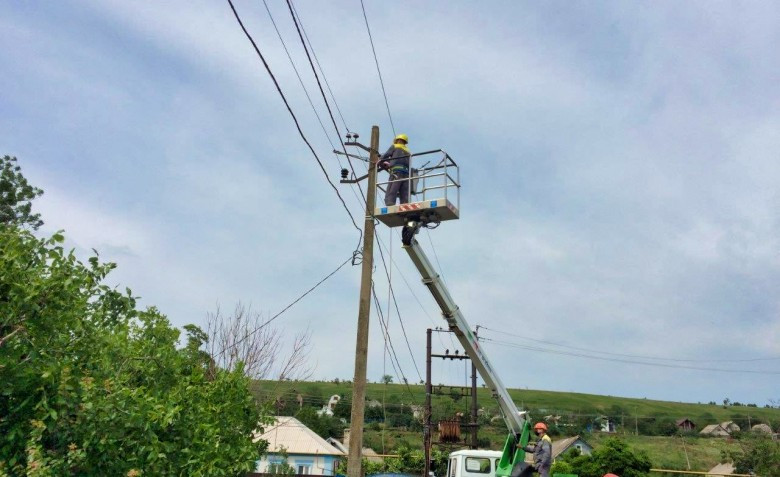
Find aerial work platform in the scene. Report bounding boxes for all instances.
[375,198,459,227]
[374,149,461,227]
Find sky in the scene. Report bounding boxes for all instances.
[2,0,779,408]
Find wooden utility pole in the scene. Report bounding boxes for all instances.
[347,125,380,477]
[424,328,433,477]
[470,329,478,449]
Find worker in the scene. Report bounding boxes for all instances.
[520,422,552,477]
[379,133,411,206]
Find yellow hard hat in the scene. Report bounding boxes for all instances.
[395,134,409,143]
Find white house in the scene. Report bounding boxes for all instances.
[254,416,345,475]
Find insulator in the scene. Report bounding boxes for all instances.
[340,168,349,179]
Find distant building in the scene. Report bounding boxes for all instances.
[706,462,734,477]
[699,421,741,437]
[751,423,772,434]
[317,395,341,417]
[254,416,344,475]
[552,436,593,459]
[525,435,592,465]
[326,437,383,464]
[676,418,696,431]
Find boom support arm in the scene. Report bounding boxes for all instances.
[401,222,531,477]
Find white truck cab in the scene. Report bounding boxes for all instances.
[446,450,503,477]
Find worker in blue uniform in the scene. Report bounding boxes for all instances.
[379,133,411,206]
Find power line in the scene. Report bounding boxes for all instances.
[261,0,367,215]
[226,0,363,248]
[374,231,424,382]
[372,283,421,403]
[479,336,780,375]
[359,0,396,136]
[477,326,780,364]
[287,0,351,133]
[214,254,353,360]
[261,0,339,151]
[374,231,455,353]
[285,0,367,205]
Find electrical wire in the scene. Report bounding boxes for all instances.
[374,232,455,353]
[285,0,367,205]
[226,0,363,250]
[372,283,420,403]
[214,254,353,360]
[359,0,396,136]
[479,336,780,375]
[287,0,351,133]
[477,326,780,364]
[373,233,424,382]
[261,0,368,222]
[261,0,339,151]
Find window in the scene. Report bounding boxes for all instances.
[297,464,311,475]
[464,457,491,474]
[449,458,457,477]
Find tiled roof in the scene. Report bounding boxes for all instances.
[254,416,345,456]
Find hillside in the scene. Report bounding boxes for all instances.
[253,379,780,427]
[252,379,780,471]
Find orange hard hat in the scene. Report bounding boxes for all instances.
[533,422,548,431]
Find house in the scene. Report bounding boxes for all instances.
[751,423,772,434]
[524,435,592,465]
[317,395,341,417]
[326,436,383,464]
[699,421,741,437]
[552,435,593,459]
[706,462,734,476]
[676,418,696,431]
[700,424,729,437]
[720,421,741,433]
[254,416,344,475]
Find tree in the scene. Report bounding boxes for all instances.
[268,446,296,475]
[730,434,780,477]
[295,406,345,439]
[205,303,313,381]
[381,374,394,384]
[0,155,43,230]
[0,225,268,474]
[562,437,651,477]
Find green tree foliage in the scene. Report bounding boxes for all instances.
[0,225,267,475]
[560,437,651,477]
[730,434,780,477]
[336,445,448,476]
[0,155,43,230]
[268,446,296,475]
[295,407,345,439]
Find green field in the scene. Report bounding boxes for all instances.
[252,380,779,471]
[253,379,780,425]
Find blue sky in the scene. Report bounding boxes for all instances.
[2,0,778,407]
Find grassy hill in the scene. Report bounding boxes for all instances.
[251,379,780,471]
[253,379,780,425]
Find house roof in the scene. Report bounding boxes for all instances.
[676,418,695,425]
[552,436,588,459]
[254,416,345,456]
[524,435,590,464]
[707,462,734,476]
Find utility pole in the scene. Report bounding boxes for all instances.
[470,330,478,449]
[347,126,380,477]
[424,328,432,477]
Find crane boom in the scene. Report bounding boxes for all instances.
[401,222,531,477]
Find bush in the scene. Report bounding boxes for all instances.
[563,437,651,477]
